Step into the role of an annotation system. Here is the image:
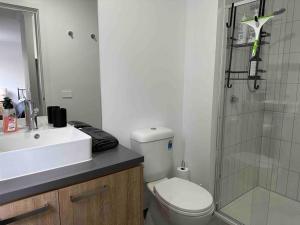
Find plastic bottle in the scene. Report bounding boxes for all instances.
[2,97,17,133]
[237,14,249,45]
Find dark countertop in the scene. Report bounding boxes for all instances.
[0,145,144,205]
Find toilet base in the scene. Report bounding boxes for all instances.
[146,197,214,225]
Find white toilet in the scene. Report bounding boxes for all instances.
[131,127,214,225]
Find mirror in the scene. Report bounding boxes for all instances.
[0,7,44,118]
[0,0,101,128]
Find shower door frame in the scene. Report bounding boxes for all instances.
[213,0,264,224]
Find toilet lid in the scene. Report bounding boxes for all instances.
[154,177,213,214]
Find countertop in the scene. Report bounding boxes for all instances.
[0,145,144,205]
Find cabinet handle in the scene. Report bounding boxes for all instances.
[70,185,109,203]
[0,204,50,225]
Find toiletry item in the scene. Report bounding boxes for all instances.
[236,14,249,45]
[2,97,17,133]
[249,60,257,77]
[248,8,259,43]
[53,107,67,128]
[47,106,60,124]
[0,104,3,120]
[176,161,191,181]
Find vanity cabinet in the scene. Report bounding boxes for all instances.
[0,191,60,225]
[59,166,143,225]
[0,166,143,225]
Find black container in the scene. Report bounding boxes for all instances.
[53,108,67,128]
[47,106,60,124]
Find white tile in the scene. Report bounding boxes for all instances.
[271,167,278,192]
[269,24,282,54]
[284,84,297,113]
[290,143,300,172]
[276,168,288,195]
[271,112,283,139]
[292,115,300,143]
[281,113,294,141]
[269,139,281,164]
[284,84,298,113]
[286,171,299,200]
[294,0,300,21]
[281,22,293,54]
[291,21,300,53]
[296,84,300,114]
[279,141,291,169]
[287,53,300,84]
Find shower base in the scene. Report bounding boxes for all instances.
[220,187,300,225]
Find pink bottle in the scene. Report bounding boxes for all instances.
[2,97,17,133]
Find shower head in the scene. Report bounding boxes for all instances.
[272,8,286,16]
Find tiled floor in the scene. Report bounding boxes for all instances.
[221,187,300,225]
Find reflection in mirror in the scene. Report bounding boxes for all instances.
[0,0,102,128]
[0,6,45,120]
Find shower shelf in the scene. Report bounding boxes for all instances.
[225,0,268,90]
[232,41,269,48]
[226,69,267,74]
[225,77,265,81]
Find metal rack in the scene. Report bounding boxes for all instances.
[225,0,267,90]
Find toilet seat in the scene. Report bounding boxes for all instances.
[153,177,214,217]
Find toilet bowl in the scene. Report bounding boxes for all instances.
[145,177,214,225]
[130,127,214,225]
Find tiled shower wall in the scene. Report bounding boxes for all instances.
[259,0,300,202]
[219,0,300,208]
[219,2,266,207]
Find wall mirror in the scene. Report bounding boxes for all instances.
[0,0,102,128]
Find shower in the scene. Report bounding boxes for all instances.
[215,0,300,224]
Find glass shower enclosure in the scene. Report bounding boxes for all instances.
[215,0,300,224]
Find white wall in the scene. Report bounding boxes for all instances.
[98,0,186,168]
[0,0,102,127]
[183,0,221,190]
[99,0,224,190]
[0,9,27,103]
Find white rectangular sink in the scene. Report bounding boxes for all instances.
[0,126,92,181]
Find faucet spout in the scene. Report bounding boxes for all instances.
[24,99,39,131]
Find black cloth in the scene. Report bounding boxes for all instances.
[80,127,119,152]
[68,121,92,129]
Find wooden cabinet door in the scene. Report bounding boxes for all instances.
[59,166,143,225]
[0,191,60,225]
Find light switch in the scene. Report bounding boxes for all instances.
[61,90,73,99]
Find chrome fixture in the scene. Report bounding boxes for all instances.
[24,98,39,130]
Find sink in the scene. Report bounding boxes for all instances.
[0,125,92,181]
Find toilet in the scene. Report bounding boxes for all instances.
[131,127,214,225]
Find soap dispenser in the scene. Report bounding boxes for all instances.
[2,97,17,133]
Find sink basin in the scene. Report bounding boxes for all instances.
[0,126,92,181]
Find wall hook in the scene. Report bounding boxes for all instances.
[226,3,235,28]
[68,31,74,39]
[91,33,97,41]
[254,79,260,90]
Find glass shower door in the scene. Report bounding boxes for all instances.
[216,0,272,224]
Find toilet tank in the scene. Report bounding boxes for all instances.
[131,127,174,182]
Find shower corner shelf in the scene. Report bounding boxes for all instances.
[225,0,269,90]
[232,40,269,48]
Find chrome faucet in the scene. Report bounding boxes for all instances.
[24,99,39,130]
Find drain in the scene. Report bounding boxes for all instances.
[34,134,40,139]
